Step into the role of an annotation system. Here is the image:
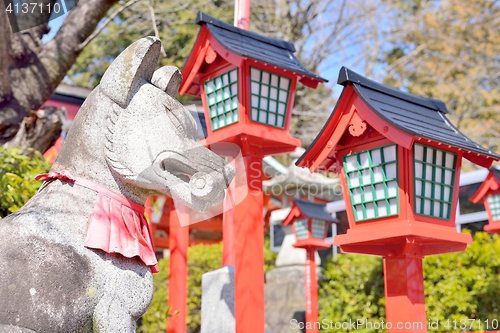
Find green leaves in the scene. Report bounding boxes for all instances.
[139,240,277,332]
[0,147,51,218]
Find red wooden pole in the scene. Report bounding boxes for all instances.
[167,204,190,333]
[384,255,427,333]
[305,248,319,333]
[223,180,236,267]
[234,0,251,30]
[235,155,264,333]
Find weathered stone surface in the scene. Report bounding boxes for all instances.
[266,226,322,333]
[201,266,235,333]
[0,37,234,332]
[265,266,306,333]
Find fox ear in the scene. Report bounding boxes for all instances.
[100,37,161,108]
[152,66,182,97]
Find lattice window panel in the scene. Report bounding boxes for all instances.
[344,145,399,222]
[487,194,500,221]
[413,144,457,219]
[250,67,290,128]
[311,219,326,239]
[294,219,309,240]
[205,69,239,130]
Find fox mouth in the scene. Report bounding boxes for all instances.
[152,151,228,209]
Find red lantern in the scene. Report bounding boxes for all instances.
[296,67,500,333]
[179,12,327,333]
[180,12,326,155]
[470,168,500,233]
[282,198,338,333]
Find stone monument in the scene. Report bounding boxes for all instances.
[0,37,234,333]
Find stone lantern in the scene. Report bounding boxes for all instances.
[296,67,500,333]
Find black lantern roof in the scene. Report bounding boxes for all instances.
[293,198,339,222]
[337,67,500,160]
[196,12,327,83]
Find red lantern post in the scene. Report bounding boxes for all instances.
[282,198,338,333]
[470,168,500,233]
[297,67,500,332]
[180,12,326,333]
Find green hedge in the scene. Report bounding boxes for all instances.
[319,232,500,332]
[140,239,277,333]
[0,147,51,218]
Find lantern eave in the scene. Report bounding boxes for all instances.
[470,168,500,203]
[180,12,327,97]
[297,67,500,173]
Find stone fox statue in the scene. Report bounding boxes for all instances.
[0,37,235,333]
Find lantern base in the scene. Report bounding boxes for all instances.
[484,223,500,234]
[334,220,472,257]
[293,239,331,250]
[203,123,301,156]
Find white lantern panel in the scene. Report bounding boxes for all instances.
[249,67,291,128]
[294,219,309,240]
[414,162,423,178]
[345,155,358,172]
[387,181,398,197]
[280,77,290,90]
[312,219,326,239]
[352,188,362,204]
[371,149,382,165]
[349,174,360,187]
[373,166,384,182]
[389,199,398,214]
[251,108,258,121]
[377,203,387,216]
[271,74,279,87]
[261,85,269,96]
[365,203,375,219]
[259,111,267,123]
[375,184,385,200]
[343,144,399,222]
[251,68,260,81]
[487,194,500,220]
[414,144,424,160]
[277,116,284,127]
[359,152,369,169]
[385,163,397,179]
[413,143,456,219]
[205,69,239,130]
[268,113,276,125]
[383,145,397,161]
[361,169,371,185]
[270,87,278,99]
[364,187,373,201]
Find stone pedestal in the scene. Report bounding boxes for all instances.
[265,231,321,333]
[201,266,235,333]
[265,265,306,333]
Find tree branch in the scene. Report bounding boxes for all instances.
[40,0,120,86]
[78,0,141,50]
[0,4,12,105]
[148,1,166,56]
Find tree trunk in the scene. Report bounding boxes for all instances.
[0,0,118,154]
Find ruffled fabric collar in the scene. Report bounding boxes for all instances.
[36,171,159,273]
